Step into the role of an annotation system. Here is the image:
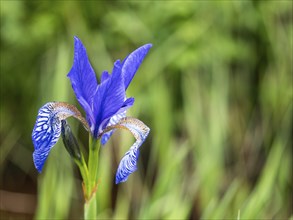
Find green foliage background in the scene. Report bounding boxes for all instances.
[0,1,292,219]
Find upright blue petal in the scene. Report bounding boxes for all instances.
[122,44,152,89]
[100,71,110,83]
[93,60,125,137]
[67,36,97,129]
[99,42,152,142]
[32,102,88,172]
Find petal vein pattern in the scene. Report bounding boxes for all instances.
[32,102,88,172]
[101,111,126,145]
[102,117,150,184]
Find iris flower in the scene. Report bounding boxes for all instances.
[32,37,152,184]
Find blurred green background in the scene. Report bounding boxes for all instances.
[0,1,292,219]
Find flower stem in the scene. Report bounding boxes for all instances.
[84,136,100,219]
[84,194,97,219]
[74,152,90,198]
[88,137,100,187]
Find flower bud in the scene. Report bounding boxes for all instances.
[61,120,81,161]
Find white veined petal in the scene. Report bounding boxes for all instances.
[32,102,88,172]
[101,117,150,184]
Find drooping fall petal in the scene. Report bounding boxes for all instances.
[101,117,150,184]
[32,102,88,172]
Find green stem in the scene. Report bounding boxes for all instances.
[88,137,101,188]
[84,194,97,219]
[75,152,90,198]
[83,136,101,220]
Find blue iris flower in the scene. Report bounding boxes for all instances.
[32,37,152,184]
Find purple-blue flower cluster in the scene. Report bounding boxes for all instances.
[32,37,151,184]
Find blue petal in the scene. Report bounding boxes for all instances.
[122,97,135,108]
[100,71,110,83]
[100,117,150,184]
[32,102,87,172]
[101,97,134,145]
[67,36,97,129]
[122,44,152,89]
[101,111,126,145]
[93,60,125,137]
[115,145,140,184]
